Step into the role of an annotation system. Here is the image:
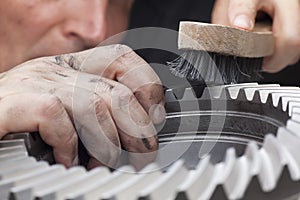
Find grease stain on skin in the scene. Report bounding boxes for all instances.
[55,56,64,66]
[90,78,115,91]
[141,134,153,150]
[41,74,56,82]
[89,78,100,83]
[48,88,57,95]
[55,71,69,78]
[21,77,30,82]
[68,55,77,69]
[55,55,79,69]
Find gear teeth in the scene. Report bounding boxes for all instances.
[241,175,264,200]
[242,164,298,200]
[240,85,280,101]
[286,119,300,138]
[172,89,185,100]
[258,147,280,191]
[287,101,300,117]
[176,156,212,200]
[277,128,300,179]
[223,83,279,102]
[256,89,272,104]
[225,83,259,99]
[210,185,228,200]
[3,83,300,200]
[271,93,290,108]
[181,88,197,101]
[263,135,287,186]
[282,96,300,112]
[251,90,264,104]
[266,165,300,200]
[231,143,261,199]
[138,160,188,200]
[292,112,300,123]
[202,85,227,100]
[223,148,237,180]
[165,87,199,101]
[277,97,285,113]
[201,87,211,99]
[256,87,299,103]
[101,163,161,200]
[243,165,299,200]
[265,93,278,109]
[206,149,237,199]
[233,87,248,101]
[245,142,260,175]
[224,153,249,199]
[165,89,178,102]
[0,146,27,156]
[0,140,25,149]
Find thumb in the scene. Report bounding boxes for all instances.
[228,0,259,30]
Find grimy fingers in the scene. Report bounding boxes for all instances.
[32,80,122,168]
[63,72,158,169]
[7,58,156,168]
[111,84,158,170]
[54,45,165,124]
[71,88,122,168]
[0,93,78,168]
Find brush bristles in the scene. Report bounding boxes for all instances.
[168,50,263,84]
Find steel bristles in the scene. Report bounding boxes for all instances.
[168,50,263,84]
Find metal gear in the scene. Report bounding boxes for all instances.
[1,83,300,200]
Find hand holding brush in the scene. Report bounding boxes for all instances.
[211,0,300,74]
[169,0,300,84]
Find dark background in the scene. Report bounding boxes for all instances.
[125,0,300,86]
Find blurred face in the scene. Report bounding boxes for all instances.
[0,0,133,72]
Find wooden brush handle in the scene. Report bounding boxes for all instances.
[178,21,274,58]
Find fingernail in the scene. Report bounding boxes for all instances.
[149,104,166,124]
[233,15,253,30]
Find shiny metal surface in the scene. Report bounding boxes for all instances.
[2,83,300,200]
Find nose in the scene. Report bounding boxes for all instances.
[62,0,108,48]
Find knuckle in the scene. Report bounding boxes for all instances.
[93,96,109,121]
[265,67,282,73]
[63,132,78,152]
[282,33,300,48]
[120,84,133,96]
[113,44,133,55]
[114,83,133,97]
[92,96,121,150]
[136,84,163,100]
[114,84,135,106]
[290,55,300,64]
[38,94,65,119]
[229,0,257,17]
[113,44,140,64]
